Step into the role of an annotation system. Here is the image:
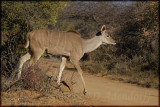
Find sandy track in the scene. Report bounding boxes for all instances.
[59,60,159,105]
[41,58,159,105]
[67,71,158,105]
[2,58,159,106]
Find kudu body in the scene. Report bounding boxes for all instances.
[18,25,116,95]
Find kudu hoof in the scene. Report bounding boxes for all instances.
[83,90,87,95]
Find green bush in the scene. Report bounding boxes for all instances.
[1,1,67,77]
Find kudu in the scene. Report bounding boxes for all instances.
[17,25,116,95]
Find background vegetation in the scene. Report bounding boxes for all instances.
[1,1,159,89]
[1,1,67,77]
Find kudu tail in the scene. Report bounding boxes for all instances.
[18,33,30,49]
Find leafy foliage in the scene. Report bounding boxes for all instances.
[1,1,67,77]
[1,1,66,43]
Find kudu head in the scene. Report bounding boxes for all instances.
[96,25,116,45]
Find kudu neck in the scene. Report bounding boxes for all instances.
[82,36,102,53]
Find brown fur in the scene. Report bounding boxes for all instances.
[18,29,87,94]
[22,29,84,63]
[18,25,116,95]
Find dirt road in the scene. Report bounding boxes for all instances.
[68,71,159,105]
[2,58,159,106]
[58,59,159,106]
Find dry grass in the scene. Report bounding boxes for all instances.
[1,62,89,106]
[82,53,159,89]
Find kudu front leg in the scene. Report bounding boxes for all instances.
[57,57,67,85]
[73,62,87,95]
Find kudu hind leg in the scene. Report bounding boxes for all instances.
[57,57,67,85]
[18,53,31,79]
[29,49,44,66]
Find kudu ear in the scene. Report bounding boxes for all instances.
[101,25,106,32]
[96,31,102,36]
